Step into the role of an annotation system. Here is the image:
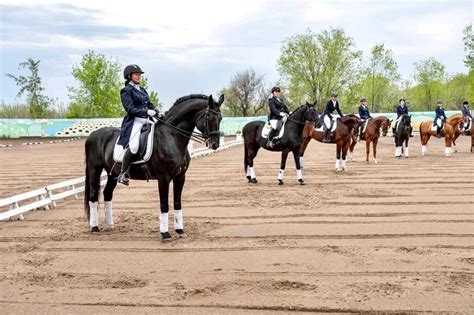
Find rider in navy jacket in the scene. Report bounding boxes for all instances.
[394,98,413,137]
[322,92,343,142]
[117,64,160,186]
[267,86,290,148]
[434,100,447,137]
[462,101,472,118]
[358,97,372,139]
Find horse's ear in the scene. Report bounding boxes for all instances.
[218,94,224,106]
[208,94,214,107]
[313,100,317,106]
[305,101,310,106]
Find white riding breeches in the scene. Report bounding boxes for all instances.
[270,119,279,130]
[129,117,149,154]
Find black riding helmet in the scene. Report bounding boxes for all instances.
[123,64,144,80]
[399,98,405,103]
[436,100,443,106]
[463,100,469,106]
[271,86,281,93]
[331,92,338,97]
[360,97,367,102]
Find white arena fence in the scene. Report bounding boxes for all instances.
[0,135,243,221]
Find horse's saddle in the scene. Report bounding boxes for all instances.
[261,120,286,139]
[113,122,156,164]
[462,117,472,131]
[431,118,445,132]
[315,115,337,132]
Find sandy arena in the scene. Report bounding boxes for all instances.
[0,135,473,314]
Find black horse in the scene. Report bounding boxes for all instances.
[242,101,318,185]
[394,114,411,158]
[84,94,224,241]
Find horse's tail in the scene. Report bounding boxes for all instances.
[84,143,91,220]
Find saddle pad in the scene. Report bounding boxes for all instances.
[315,116,337,132]
[261,122,286,139]
[431,119,444,132]
[113,123,156,164]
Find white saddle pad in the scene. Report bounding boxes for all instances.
[261,121,286,139]
[315,116,337,132]
[431,118,444,132]
[113,123,156,164]
[463,117,472,130]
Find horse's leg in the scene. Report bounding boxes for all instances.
[349,137,357,160]
[444,132,452,156]
[245,143,260,183]
[404,137,409,158]
[452,132,460,153]
[394,136,401,158]
[335,142,342,172]
[373,138,379,164]
[299,136,311,169]
[158,176,172,242]
[365,139,370,163]
[87,166,103,232]
[277,150,289,185]
[421,131,430,156]
[341,139,350,171]
[292,149,304,185]
[172,173,186,238]
[102,175,118,229]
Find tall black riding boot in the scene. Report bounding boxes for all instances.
[323,129,331,143]
[117,149,135,186]
[267,129,276,148]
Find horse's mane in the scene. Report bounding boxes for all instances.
[172,94,208,107]
[447,113,463,120]
[289,104,307,117]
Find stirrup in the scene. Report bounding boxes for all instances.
[117,172,130,186]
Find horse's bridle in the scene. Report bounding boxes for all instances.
[201,108,222,139]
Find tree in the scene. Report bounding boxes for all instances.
[220,69,268,117]
[463,24,473,70]
[278,28,362,111]
[360,44,400,112]
[5,58,52,118]
[140,76,163,110]
[413,57,446,110]
[67,50,122,118]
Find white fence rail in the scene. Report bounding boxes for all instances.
[1,136,243,221]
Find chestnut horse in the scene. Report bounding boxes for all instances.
[452,117,473,153]
[357,116,392,163]
[419,114,466,156]
[300,115,362,172]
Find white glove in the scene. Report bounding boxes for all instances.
[279,112,287,117]
[157,112,165,118]
[282,115,288,123]
[147,109,157,117]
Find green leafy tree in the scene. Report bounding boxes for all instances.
[67,50,122,118]
[5,58,52,118]
[278,28,362,112]
[463,24,473,70]
[359,44,400,112]
[220,69,268,116]
[413,57,446,110]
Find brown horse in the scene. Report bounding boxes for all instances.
[300,115,362,171]
[452,117,473,153]
[356,116,392,163]
[419,114,466,156]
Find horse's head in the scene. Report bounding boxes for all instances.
[304,100,319,124]
[381,118,392,137]
[196,94,224,150]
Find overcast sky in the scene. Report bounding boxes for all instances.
[0,0,472,108]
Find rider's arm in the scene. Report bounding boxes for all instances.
[120,87,148,118]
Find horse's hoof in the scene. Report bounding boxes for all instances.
[104,225,114,231]
[90,226,100,234]
[250,178,258,184]
[246,176,251,181]
[161,232,173,242]
[298,179,305,185]
[278,180,284,185]
[175,230,187,238]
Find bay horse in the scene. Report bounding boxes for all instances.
[419,114,466,156]
[242,102,318,185]
[394,114,411,158]
[300,115,362,172]
[358,116,392,163]
[84,94,224,242]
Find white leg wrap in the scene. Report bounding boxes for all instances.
[174,209,183,230]
[395,146,400,157]
[335,159,341,171]
[349,153,353,161]
[104,201,114,228]
[278,169,285,180]
[299,156,304,169]
[296,169,303,180]
[422,145,427,155]
[444,147,450,156]
[404,146,409,157]
[160,212,169,233]
[246,166,250,177]
[89,201,98,228]
[249,167,256,179]
[341,159,347,171]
